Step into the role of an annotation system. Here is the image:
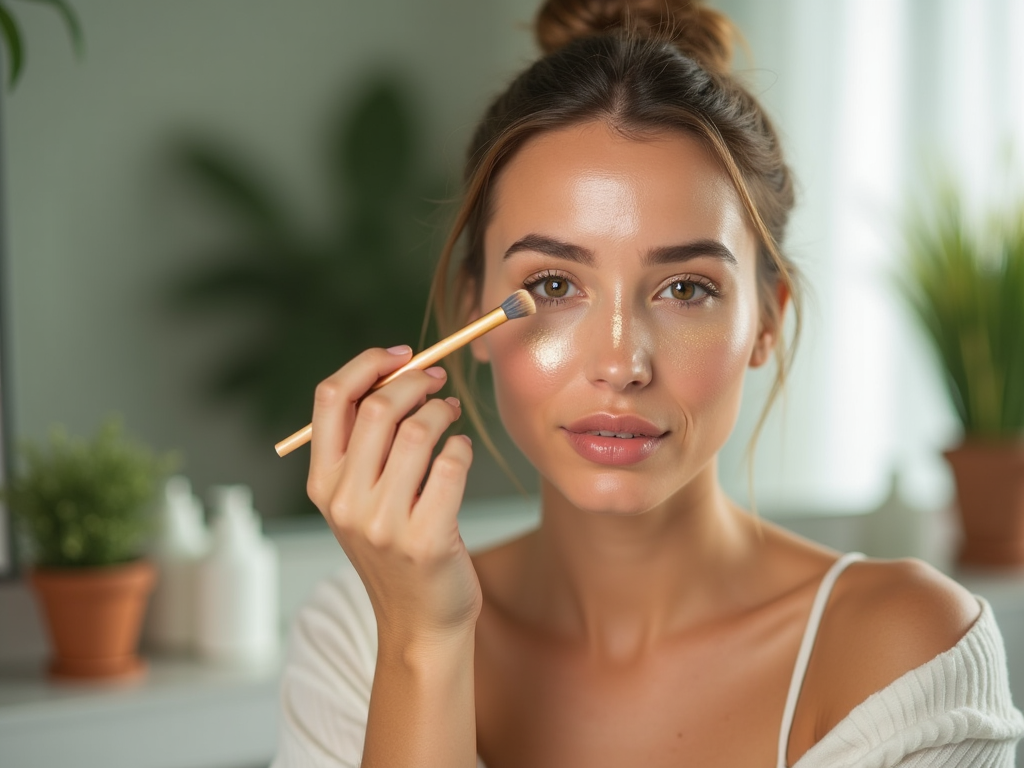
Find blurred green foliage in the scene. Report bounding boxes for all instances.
[899,187,1024,438]
[166,74,448,447]
[4,416,176,568]
[0,0,82,88]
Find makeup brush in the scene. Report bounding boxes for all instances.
[275,289,536,457]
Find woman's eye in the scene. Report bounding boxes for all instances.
[660,281,709,303]
[543,278,569,298]
[529,276,577,300]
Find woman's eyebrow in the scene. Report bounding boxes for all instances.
[642,240,738,267]
[504,234,594,265]
[503,234,737,267]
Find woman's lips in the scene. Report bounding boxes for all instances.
[561,414,667,466]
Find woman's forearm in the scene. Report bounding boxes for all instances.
[361,630,478,768]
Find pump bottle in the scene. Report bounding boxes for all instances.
[196,485,280,663]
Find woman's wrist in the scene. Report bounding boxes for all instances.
[377,623,477,674]
[365,623,477,768]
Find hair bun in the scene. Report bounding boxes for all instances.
[535,0,736,76]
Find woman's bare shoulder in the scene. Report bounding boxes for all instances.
[813,556,981,733]
[833,557,980,667]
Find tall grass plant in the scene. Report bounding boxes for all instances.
[899,188,1024,439]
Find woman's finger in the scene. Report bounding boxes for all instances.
[409,434,473,541]
[308,346,412,501]
[340,367,449,493]
[375,396,462,517]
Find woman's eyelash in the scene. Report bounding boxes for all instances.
[522,271,722,306]
[522,270,577,304]
[661,275,722,303]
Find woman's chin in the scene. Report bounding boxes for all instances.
[545,473,667,517]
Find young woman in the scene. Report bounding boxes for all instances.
[273,2,1024,766]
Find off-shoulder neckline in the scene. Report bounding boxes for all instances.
[789,595,999,767]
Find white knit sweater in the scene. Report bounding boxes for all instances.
[271,561,1024,768]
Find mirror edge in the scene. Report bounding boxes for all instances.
[0,86,19,582]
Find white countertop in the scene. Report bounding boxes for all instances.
[0,655,281,768]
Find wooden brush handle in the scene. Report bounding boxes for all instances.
[274,306,508,457]
[275,424,313,457]
[370,307,506,390]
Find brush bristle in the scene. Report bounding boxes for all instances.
[500,289,537,320]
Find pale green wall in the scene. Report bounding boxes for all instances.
[3,0,540,517]
[2,0,856,523]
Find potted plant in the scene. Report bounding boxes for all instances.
[4,416,174,680]
[899,187,1024,569]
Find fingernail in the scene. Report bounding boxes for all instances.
[425,366,446,379]
[458,435,472,445]
[445,397,461,408]
[387,345,412,355]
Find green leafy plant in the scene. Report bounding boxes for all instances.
[166,74,447,444]
[898,187,1024,438]
[4,416,176,567]
[0,0,82,88]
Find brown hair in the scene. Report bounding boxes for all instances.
[429,0,800,486]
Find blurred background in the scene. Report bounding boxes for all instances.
[0,0,1022,764]
[0,0,548,535]
[2,0,1021,541]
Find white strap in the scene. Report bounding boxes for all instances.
[776,551,866,768]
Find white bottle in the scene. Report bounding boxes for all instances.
[196,485,280,664]
[145,476,210,653]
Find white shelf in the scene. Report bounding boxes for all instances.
[0,655,281,768]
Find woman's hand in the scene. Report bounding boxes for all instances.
[306,345,482,651]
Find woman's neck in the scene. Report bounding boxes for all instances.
[523,461,762,661]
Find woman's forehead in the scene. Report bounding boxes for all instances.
[486,121,754,262]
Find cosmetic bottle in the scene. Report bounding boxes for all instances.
[195,485,280,664]
[145,476,210,653]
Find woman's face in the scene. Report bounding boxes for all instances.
[471,121,773,515]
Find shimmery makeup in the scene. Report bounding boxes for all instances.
[522,321,574,377]
[656,323,727,376]
[611,284,624,349]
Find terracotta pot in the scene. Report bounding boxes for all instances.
[944,440,1024,569]
[29,559,156,681]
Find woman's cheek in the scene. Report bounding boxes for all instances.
[487,313,583,452]
[655,308,756,426]
[491,308,585,384]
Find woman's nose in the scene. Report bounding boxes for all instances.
[583,298,653,391]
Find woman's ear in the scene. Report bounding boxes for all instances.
[749,280,790,368]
